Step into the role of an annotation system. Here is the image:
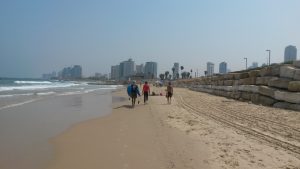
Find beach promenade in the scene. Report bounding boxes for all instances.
[46,87,300,169]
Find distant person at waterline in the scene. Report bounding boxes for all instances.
[166,82,173,104]
[127,81,141,108]
[142,81,150,104]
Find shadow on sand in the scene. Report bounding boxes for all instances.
[113,105,133,109]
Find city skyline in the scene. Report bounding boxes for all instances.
[0,0,299,78]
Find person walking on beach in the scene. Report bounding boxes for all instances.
[142,81,150,104]
[166,82,173,104]
[129,81,141,108]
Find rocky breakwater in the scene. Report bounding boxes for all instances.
[175,60,300,111]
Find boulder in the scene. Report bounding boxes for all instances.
[238,85,259,93]
[293,60,300,68]
[224,73,235,80]
[268,78,291,89]
[271,64,280,76]
[230,92,241,99]
[273,102,300,111]
[259,67,272,76]
[256,77,276,85]
[258,86,276,98]
[288,81,300,92]
[249,70,260,77]
[294,70,300,80]
[251,94,276,106]
[235,72,249,79]
[241,92,251,100]
[274,90,300,104]
[224,80,233,86]
[239,77,256,85]
[280,65,296,79]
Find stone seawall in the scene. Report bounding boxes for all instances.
[174,60,300,111]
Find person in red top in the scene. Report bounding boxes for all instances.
[142,81,150,104]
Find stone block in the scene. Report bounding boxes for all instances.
[274,90,300,104]
[230,92,241,99]
[256,77,276,85]
[288,81,300,92]
[237,72,249,79]
[239,77,256,85]
[233,80,239,86]
[224,80,233,86]
[218,80,224,86]
[241,92,251,100]
[271,64,280,76]
[251,94,276,106]
[224,73,235,80]
[273,102,290,109]
[294,70,300,80]
[273,102,300,111]
[268,78,291,89]
[259,67,272,77]
[280,65,296,79]
[293,60,300,68]
[258,86,276,98]
[238,85,259,93]
[249,70,260,77]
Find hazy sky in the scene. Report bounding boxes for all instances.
[1,0,299,78]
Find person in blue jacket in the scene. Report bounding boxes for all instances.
[127,81,141,108]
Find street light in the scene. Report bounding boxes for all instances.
[244,57,248,70]
[266,49,271,66]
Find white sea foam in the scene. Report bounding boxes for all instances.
[36,92,56,96]
[0,99,37,110]
[0,93,34,98]
[14,81,52,84]
[0,83,78,92]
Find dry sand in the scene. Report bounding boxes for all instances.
[45,87,300,169]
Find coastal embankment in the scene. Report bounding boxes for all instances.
[175,60,300,111]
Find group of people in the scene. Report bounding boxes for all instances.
[127,81,173,108]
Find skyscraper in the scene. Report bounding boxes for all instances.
[144,62,157,79]
[284,45,297,62]
[110,65,120,80]
[136,64,144,74]
[207,62,214,76]
[219,62,227,74]
[119,59,135,80]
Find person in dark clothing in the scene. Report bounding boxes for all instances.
[166,82,173,104]
[130,81,141,108]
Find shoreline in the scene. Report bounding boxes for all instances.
[44,87,300,169]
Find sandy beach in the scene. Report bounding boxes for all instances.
[45,87,300,169]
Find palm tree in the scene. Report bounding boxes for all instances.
[172,67,175,79]
[165,71,169,80]
[159,74,165,80]
[180,66,184,78]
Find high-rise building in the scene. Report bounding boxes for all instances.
[173,62,179,79]
[119,59,135,80]
[144,62,157,79]
[207,62,214,76]
[72,65,82,78]
[110,65,120,80]
[136,64,144,74]
[219,62,227,74]
[284,45,297,62]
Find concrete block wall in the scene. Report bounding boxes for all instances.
[175,61,300,111]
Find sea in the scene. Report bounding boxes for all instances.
[0,78,123,169]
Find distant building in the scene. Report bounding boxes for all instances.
[120,59,135,80]
[248,62,258,69]
[219,62,227,74]
[284,45,297,62]
[136,64,144,74]
[144,62,158,79]
[72,65,82,78]
[60,65,82,79]
[173,63,179,79]
[42,71,56,79]
[110,65,120,80]
[207,62,214,76]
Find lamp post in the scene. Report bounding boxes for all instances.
[266,50,271,66]
[244,57,248,70]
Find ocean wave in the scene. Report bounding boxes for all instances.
[0,93,34,98]
[0,99,37,110]
[14,81,52,84]
[0,83,78,92]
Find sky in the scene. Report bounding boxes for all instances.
[0,0,300,78]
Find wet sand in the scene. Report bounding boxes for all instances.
[0,90,113,169]
[45,87,300,169]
